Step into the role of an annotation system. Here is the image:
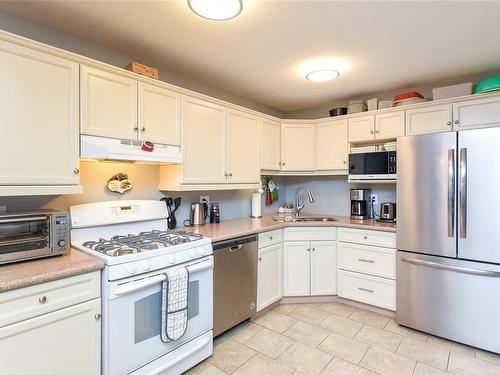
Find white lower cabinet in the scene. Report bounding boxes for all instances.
[0,272,101,374]
[283,228,337,297]
[257,230,283,311]
[337,228,396,310]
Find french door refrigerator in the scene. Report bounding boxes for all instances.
[397,126,500,354]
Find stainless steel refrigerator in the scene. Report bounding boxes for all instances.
[397,126,500,354]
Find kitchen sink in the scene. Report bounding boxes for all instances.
[293,216,337,222]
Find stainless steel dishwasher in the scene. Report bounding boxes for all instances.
[213,234,258,336]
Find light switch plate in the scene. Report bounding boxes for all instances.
[0,206,6,212]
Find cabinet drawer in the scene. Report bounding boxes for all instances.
[0,271,100,328]
[284,227,336,241]
[258,229,283,248]
[338,227,395,248]
[338,242,396,279]
[338,270,396,311]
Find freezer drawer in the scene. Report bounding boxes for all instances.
[397,251,500,354]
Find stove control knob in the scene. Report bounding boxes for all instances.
[197,247,205,256]
[189,250,196,259]
[126,263,137,275]
[141,260,152,271]
[168,255,175,264]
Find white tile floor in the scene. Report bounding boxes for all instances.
[184,303,500,375]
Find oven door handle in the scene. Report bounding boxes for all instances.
[145,334,212,375]
[113,257,213,296]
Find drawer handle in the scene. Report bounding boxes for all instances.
[358,258,375,263]
[38,296,47,304]
[363,236,368,240]
[358,287,374,293]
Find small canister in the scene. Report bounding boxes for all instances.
[210,203,220,224]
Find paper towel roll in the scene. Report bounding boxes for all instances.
[251,192,262,218]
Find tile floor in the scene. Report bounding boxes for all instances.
[184,303,500,375]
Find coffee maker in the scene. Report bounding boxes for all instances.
[350,189,372,220]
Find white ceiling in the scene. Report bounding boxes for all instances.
[2,1,500,112]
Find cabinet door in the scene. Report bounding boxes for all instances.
[0,40,79,185]
[182,96,227,183]
[226,110,260,183]
[283,242,310,296]
[453,96,500,130]
[0,298,101,375]
[81,65,138,139]
[261,119,281,170]
[281,123,315,170]
[138,82,181,145]
[348,115,375,143]
[316,119,348,170]
[311,241,337,295]
[257,243,283,311]
[405,104,452,135]
[375,110,405,140]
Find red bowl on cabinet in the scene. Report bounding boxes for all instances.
[393,91,424,103]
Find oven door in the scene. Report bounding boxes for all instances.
[348,151,390,180]
[0,215,52,264]
[104,256,213,375]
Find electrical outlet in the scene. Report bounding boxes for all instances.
[200,195,210,207]
[0,206,6,212]
[371,194,378,205]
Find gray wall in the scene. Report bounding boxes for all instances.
[286,70,500,119]
[0,9,285,118]
[283,177,395,217]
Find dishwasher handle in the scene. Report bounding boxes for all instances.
[213,234,257,251]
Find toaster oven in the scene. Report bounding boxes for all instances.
[0,211,69,264]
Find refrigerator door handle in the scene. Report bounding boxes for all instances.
[459,148,467,238]
[448,149,455,237]
[401,256,500,277]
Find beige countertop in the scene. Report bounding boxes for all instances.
[191,214,396,243]
[0,248,104,293]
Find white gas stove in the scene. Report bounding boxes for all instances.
[70,200,213,375]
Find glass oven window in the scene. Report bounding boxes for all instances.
[0,216,50,254]
[134,280,200,344]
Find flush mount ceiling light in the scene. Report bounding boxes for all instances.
[305,69,340,82]
[188,0,243,21]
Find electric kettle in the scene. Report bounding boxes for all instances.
[184,202,208,226]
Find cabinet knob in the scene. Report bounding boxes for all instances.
[94,313,101,320]
[73,168,80,174]
[133,126,139,131]
[269,236,273,240]
[258,257,262,261]
[363,235,368,240]
[282,162,286,166]
[307,248,311,252]
[447,121,452,126]
[454,120,459,125]
[38,296,47,304]
[229,173,233,177]
[375,130,380,134]
[343,160,347,164]
[141,126,146,131]
[312,247,315,251]
[370,130,374,134]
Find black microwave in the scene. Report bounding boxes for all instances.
[348,151,397,181]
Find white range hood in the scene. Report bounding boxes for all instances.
[80,135,182,164]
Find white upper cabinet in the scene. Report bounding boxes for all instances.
[260,119,281,170]
[375,110,405,140]
[138,82,181,145]
[348,115,375,143]
[182,96,227,184]
[453,95,500,130]
[81,65,138,139]
[405,103,452,135]
[281,123,315,170]
[226,110,260,183]
[316,119,348,171]
[0,39,80,186]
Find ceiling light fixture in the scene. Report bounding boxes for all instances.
[188,0,243,21]
[305,69,340,82]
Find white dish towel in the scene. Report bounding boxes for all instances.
[161,266,189,342]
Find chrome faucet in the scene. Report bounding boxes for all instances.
[295,186,315,216]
